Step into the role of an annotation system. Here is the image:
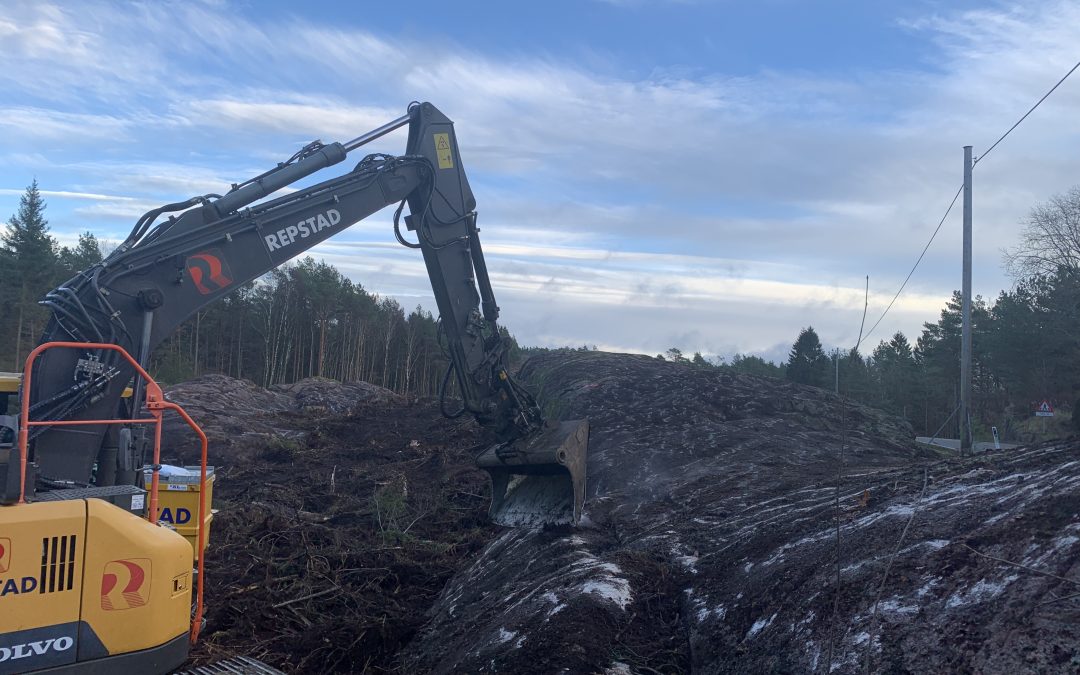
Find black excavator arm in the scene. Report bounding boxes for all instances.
[4,103,587,526]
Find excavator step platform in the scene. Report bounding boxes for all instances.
[174,656,285,674]
[35,483,148,515]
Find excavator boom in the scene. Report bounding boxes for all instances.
[0,102,589,675]
[2,102,588,528]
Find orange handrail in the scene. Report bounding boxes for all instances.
[18,341,208,644]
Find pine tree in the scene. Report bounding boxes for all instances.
[871,332,918,420]
[1,180,57,368]
[665,347,689,364]
[729,353,785,378]
[56,232,103,279]
[786,326,829,387]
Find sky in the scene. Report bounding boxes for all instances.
[1,0,1078,364]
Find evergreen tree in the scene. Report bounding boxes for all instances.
[1,180,57,368]
[786,326,829,387]
[292,258,345,377]
[871,332,918,420]
[665,347,689,364]
[729,353,785,378]
[56,232,103,278]
[840,347,873,401]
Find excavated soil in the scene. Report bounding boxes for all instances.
[165,379,496,673]
[165,353,1080,673]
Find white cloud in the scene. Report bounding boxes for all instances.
[184,99,403,141]
[0,108,135,142]
[2,0,1079,359]
[0,188,136,202]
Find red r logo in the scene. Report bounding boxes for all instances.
[101,558,151,610]
[186,250,233,295]
[0,538,10,573]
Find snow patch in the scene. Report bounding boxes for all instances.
[746,612,776,639]
[945,575,1019,608]
[581,577,632,609]
[853,503,915,529]
[916,578,941,598]
[878,598,919,615]
[983,512,1009,526]
[497,628,517,643]
[1054,535,1079,551]
[542,591,566,617]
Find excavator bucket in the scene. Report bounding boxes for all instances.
[475,419,589,527]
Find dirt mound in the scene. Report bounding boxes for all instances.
[271,377,402,415]
[162,375,298,460]
[161,375,400,462]
[166,374,296,415]
[404,351,1080,674]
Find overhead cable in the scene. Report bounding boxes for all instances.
[860,185,963,345]
[860,56,1080,344]
[973,58,1080,167]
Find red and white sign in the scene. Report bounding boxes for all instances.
[1035,400,1055,417]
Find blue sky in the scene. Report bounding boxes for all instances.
[1,0,1079,363]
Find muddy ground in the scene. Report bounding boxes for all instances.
[163,354,1080,673]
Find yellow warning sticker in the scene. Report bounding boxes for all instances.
[434,133,453,169]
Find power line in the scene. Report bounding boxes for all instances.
[859,56,1080,345]
[859,184,963,346]
[973,58,1080,167]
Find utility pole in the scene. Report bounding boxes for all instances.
[960,146,973,454]
[834,348,840,394]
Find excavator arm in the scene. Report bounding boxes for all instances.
[5,103,587,527]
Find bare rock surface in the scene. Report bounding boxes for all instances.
[406,351,1080,674]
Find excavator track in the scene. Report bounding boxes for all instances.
[173,656,284,674]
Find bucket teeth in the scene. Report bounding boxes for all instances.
[475,419,589,527]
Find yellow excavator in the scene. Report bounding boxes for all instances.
[0,102,588,674]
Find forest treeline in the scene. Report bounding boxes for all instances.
[660,186,1080,441]
[689,281,1075,441]
[3,181,1079,440]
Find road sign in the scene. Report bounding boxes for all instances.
[1035,400,1054,417]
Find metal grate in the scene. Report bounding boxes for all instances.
[36,484,144,501]
[39,534,77,593]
